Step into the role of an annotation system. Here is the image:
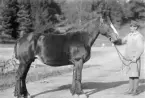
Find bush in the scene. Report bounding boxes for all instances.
[91,0,145,26]
[0,0,61,40]
[0,0,19,39]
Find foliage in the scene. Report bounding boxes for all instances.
[124,0,145,20]
[0,0,61,40]
[91,0,145,26]
[0,0,145,41]
[17,1,33,37]
[30,0,61,31]
[61,0,97,26]
[1,0,19,39]
[107,0,124,26]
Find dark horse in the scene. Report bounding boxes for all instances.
[14,16,119,98]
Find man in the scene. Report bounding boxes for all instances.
[113,20,144,96]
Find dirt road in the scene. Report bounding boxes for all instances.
[0,46,145,98]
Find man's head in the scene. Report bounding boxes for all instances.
[130,20,139,32]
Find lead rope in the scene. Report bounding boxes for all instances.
[113,44,132,73]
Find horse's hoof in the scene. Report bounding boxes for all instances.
[79,94,88,98]
[73,94,79,98]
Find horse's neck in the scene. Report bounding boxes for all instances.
[90,31,99,46]
[85,20,100,47]
[88,30,100,47]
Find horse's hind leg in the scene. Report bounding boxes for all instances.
[14,60,33,98]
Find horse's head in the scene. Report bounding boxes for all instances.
[98,15,119,42]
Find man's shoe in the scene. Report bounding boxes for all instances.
[132,90,140,96]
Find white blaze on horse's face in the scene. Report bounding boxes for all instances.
[108,23,119,42]
[98,16,119,42]
[110,22,119,36]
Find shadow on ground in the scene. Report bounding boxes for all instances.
[31,79,145,98]
[138,79,145,94]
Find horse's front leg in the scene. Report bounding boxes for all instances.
[71,59,88,98]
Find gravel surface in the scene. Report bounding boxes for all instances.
[0,46,145,98]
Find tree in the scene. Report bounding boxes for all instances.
[129,0,145,20]
[1,7,12,38]
[92,0,124,27]
[1,0,19,39]
[17,1,33,37]
[30,0,61,33]
[107,0,124,26]
[0,0,5,35]
[16,0,61,35]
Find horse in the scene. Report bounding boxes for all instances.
[14,15,119,98]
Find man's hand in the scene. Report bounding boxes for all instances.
[112,39,122,45]
[132,57,137,63]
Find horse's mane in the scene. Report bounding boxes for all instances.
[66,16,100,34]
[83,17,100,31]
[34,15,101,35]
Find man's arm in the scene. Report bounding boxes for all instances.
[132,35,144,62]
[113,38,122,45]
[113,35,128,45]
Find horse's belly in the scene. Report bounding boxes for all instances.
[36,34,71,66]
[35,52,70,66]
